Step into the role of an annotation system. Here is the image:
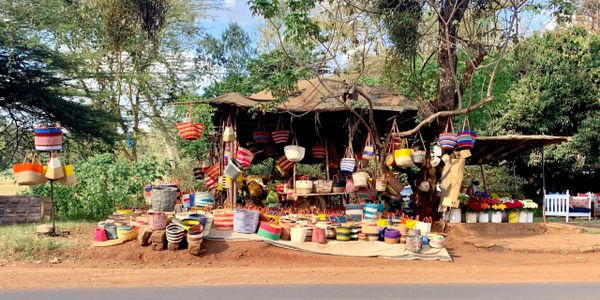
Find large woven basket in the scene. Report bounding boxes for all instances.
[150,186,178,211]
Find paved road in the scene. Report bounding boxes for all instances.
[1,284,600,300]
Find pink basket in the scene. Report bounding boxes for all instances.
[236,147,255,168]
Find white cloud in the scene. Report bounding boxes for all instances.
[224,0,236,8]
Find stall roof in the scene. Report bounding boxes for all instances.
[468,135,570,165]
[207,78,418,113]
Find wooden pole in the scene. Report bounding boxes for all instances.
[542,146,547,224]
[324,135,330,180]
[479,164,488,192]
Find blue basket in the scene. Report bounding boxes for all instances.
[233,209,260,233]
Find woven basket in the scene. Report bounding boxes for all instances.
[150,186,178,211]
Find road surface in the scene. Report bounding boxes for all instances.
[1,284,600,299]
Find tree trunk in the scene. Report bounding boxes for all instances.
[416,0,470,220]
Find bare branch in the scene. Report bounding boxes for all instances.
[392,96,494,138]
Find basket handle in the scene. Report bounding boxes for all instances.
[461,117,470,132]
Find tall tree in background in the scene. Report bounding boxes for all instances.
[494,26,599,190]
[247,0,529,218]
[0,0,210,162]
[0,26,118,168]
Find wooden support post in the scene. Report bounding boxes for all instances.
[542,146,547,224]
[479,164,488,192]
[324,135,330,180]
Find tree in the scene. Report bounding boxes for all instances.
[247,0,529,218]
[494,26,599,188]
[0,29,119,169]
[0,0,210,162]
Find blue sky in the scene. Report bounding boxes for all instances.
[200,0,555,39]
[201,0,261,37]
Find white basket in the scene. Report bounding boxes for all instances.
[284,145,305,162]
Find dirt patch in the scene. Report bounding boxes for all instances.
[446,223,599,254]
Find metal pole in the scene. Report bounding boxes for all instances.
[50,180,56,235]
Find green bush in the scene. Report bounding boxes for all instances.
[25,153,168,220]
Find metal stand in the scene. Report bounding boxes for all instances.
[50,180,56,235]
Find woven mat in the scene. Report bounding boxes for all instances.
[206,229,452,262]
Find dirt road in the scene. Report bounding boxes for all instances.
[2,235,600,290]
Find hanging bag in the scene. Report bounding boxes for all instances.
[60,151,76,186]
[222,117,236,142]
[176,103,204,140]
[272,118,290,144]
[253,118,270,144]
[205,163,221,180]
[12,151,45,186]
[340,146,356,174]
[275,155,295,175]
[235,145,255,168]
[438,118,457,151]
[457,118,477,149]
[45,151,64,180]
[410,132,427,165]
[362,132,375,160]
[394,139,415,168]
[284,136,305,162]
[386,120,401,167]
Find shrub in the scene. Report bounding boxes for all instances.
[25,153,168,220]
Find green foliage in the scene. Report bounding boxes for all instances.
[463,166,527,198]
[496,26,600,170]
[25,153,168,220]
[249,0,322,49]
[377,0,422,59]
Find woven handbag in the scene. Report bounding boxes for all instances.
[340,146,356,174]
[457,118,477,149]
[12,151,45,186]
[176,103,204,141]
[362,132,375,160]
[272,118,290,144]
[438,118,457,151]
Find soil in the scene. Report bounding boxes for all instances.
[2,222,600,289]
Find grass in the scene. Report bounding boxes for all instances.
[0,222,92,260]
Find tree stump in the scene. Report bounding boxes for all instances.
[138,225,153,246]
[150,230,166,251]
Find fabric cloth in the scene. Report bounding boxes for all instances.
[206,229,452,261]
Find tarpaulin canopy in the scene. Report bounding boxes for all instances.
[467,135,570,165]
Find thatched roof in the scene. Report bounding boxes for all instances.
[207,78,417,113]
[468,135,570,165]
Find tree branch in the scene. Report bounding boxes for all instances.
[392,95,494,138]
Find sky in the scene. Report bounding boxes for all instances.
[201,0,261,38]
